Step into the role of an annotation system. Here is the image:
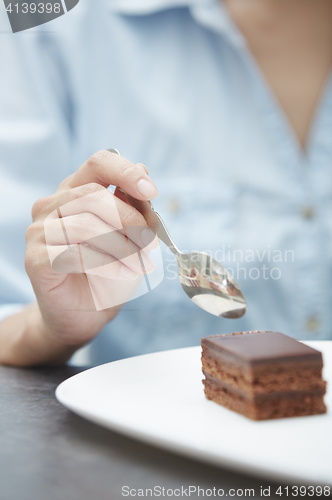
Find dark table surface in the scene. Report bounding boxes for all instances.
[0,365,320,500]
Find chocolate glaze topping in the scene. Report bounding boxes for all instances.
[202,331,323,365]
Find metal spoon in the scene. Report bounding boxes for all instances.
[108,148,246,319]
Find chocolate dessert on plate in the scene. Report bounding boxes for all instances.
[201,331,327,420]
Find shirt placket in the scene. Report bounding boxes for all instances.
[190,0,332,339]
[240,50,332,340]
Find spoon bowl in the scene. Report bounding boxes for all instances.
[126,194,246,319]
[176,250,246,318]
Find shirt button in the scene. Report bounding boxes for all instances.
[168,198,181,214]
[305,316,319,332]
[301,205,314,220]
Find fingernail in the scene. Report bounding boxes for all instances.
[136,178,158,200]
[120,265,138,280]
[141,228,155,247]
[136,163,149,174]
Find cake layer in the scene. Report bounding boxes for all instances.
[203,373,327,420]
[203,372,326,402]
[202,348,326,395]
[201,331,325,395]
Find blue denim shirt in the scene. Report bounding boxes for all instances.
[0,0,332,364]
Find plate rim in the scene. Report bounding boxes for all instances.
[56,342,332,486]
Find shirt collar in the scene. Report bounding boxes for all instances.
[107,0,246,48]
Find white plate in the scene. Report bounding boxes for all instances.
[56,342,332,484]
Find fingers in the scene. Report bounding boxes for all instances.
[50,244,141,280]
[27,151,160,292]
[136,163,149,175]
[44,213,155,274]
[41,185,157,250]
[61,150,158,201]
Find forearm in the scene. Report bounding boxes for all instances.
[0,303,77,367]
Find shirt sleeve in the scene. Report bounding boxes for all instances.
[0,8,75,316]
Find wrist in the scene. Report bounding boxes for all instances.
[0,303,80,366]
[26,304,80,365]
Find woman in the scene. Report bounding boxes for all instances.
[0,0,332,366]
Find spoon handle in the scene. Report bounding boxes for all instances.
[125,194,181,257]
[106,149,181,256]
[151,208,182,256]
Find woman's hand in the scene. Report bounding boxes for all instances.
[0,150,158,366]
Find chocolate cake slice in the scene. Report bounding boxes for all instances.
[201,331,327,420]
